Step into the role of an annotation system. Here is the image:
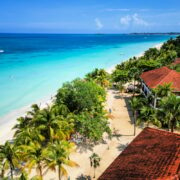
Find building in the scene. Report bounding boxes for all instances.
[140,59,180,108]
[172,58,180,65]
[98,127,180,180]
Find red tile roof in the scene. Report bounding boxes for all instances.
[98,128,180,180]
[140,66,180,92]
[172,58,180,65]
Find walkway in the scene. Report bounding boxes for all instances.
[43,89,142,180]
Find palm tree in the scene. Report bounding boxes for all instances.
[159,95,180,132]
[34,107,74,142]
[22,142,46,179]
[51,104,70,117]
[154,83,173,98]
[89,153,101,178]
[129,97,142,136]
[85,69,110,88]
[27,104,41,117]
[137,106,161,128]
[0,141,19,179]
[13,104,41,137]
[0,156,5,178]
[13,116,32,135]
[19,171,28,180]
[130,67,141,97]
[34,107,60,142]
[44,141,78,180]
[14,127,45,146]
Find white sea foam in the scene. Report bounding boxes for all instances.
[0,49,4,53]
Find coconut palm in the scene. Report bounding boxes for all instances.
[34,107,62,142]
[0,156,5,178]
[44,141,78,180]
[13,104,41,136]
[129,97,144,135]
[13,116,32,136]
[22,142,46,179]
[154,83,173,98]
[86,69,110,88]
[19,171,28,180]
[14,127,45,146]
[137,106,161,128]
[34,107,74,142]
[130,67,141,97]
[89,153,101,178]
[0,141,19,179]
[159,95,180,132]
[51,104,70,117]
[27,104,41,117]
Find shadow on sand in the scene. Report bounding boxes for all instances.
[77,139,108,153]
[76,174,91,180]
[117,143,129,151]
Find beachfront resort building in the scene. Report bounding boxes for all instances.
[98,127,180,180]
[140,58,180,108]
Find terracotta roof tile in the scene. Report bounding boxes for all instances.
[140,67,180,92]
[98,128,180,180]
[172,58,180,65]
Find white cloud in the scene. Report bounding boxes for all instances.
[132,13,148,26]
[120,14,149,26]
[95,18,103,29]
[120,15,131,25]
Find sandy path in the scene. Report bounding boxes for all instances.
[42,89,142,180]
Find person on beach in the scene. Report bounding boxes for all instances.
[109,108,112,114]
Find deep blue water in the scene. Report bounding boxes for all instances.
[0,34,175,118]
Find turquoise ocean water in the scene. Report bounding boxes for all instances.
[0,34,175,118]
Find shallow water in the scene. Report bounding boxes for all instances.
[0,34,175,118]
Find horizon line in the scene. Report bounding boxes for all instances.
[0,32,180,35]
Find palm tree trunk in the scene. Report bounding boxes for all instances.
[38,164,43,180]
[168,120,171,131]
[10,165,13,179]
[134,112,136,136]
[94,167,96,178]
[58,165,61,180]
[171,120,175,133]
[0,163,5,178]
[133,79,135,97]
[0,169,4,178]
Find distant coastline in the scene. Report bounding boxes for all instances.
[106,43,163,73]
[130,32,180,35]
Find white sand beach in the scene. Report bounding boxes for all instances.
[28,89,143,180]
[0,42,163,145]
[107,43,163,74]
[0,88,143,179]
[0,96,54,144]
[0,42,163,179]
[0,42,162,144]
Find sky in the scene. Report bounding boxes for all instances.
[0,0,180,33]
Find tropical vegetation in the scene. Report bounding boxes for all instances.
[0,77,110,179]
[89,153,101,178]
[0,36,180,179]
[115,36,180,133]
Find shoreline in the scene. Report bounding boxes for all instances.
[0,42,163,144]
[106,43,163,74]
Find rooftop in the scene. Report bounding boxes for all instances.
[140,66,180,92]
[98,127,180,180]
[172,58,180,65]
